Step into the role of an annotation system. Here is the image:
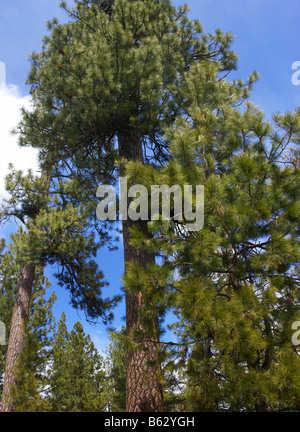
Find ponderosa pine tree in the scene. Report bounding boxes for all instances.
[105,326,187,412]
[9,288,57,412]
[0,239,17,379]
[1,248,109,413]
[0,169,50,412]
[0,238,56,411]
[17,0,239,411]
[0,239,23,402]
[0,167,118,411]
[125,60,300,411]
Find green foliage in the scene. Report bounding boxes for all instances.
[0,240,56,410]
[125,60,300,411]
[1,166,120,323]
[2,0,299,412]
[18,0,239,175]
[106,328,127,412]
[48,313,109,412]
[1,258,111,413]
[10,289,57,412]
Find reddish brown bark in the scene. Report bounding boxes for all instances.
[1,263,35,412]
[119,131,164,412]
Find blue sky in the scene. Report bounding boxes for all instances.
[0,0,299,353]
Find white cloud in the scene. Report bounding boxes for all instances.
[0,83,39,198]
[87,327,110,356]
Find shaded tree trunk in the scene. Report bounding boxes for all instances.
[255,400,268,412]
[1,263,35,412]
[118,131,164,412]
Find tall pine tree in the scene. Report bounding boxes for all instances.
[17,0,238,411]
[125,60,300,411]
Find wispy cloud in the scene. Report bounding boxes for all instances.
[86,327,110,356]
[0,71,39,198]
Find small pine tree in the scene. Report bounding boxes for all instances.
[106,328,127,412]
[49,314,109,412]
[9,287,57,412]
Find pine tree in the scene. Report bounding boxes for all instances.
[105,327,184,412]
[125,60,300,411]
[106,328,127,412]
[49,314,108,412]
[16,0,237,411]
[1,242,110,413]
[0,166,118,411]
[0,239,17,385]
[9,287,56,412]
[0,169,50,412]
[0,239,56,411]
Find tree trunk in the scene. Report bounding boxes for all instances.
[1,263,35,412]
[1,170,50,412]
[118,131,164,412]
[255,400,268,412]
